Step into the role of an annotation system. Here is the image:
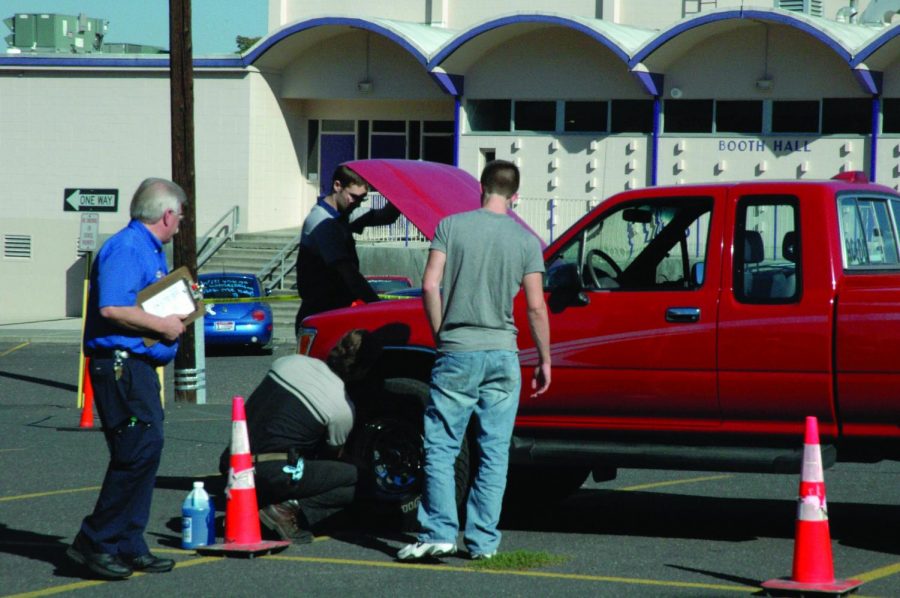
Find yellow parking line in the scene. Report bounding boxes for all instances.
[0,448,26,453]
[265,555,755,592]
[5,556,222,598]
[0,341,30,357]
[0,486,100,503]
[854,561,900,583]
[618,474,732,492]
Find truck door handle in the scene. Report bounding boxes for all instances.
[666,307,701,323]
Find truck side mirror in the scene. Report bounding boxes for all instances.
[547,262,589,309]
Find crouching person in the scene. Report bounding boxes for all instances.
[219,330,381,543]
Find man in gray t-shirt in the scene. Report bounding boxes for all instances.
[398,160,551,562]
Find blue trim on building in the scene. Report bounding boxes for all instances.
[244,17,429,67]
[429,14,631,69]
[852,68,883,95]
[651,97,661,187]
[852,25,900,66]
[453,96,462,167]
[630,9,853,67]
[631,69,663,97]
[430,72,464,96]
[870,96,880,182]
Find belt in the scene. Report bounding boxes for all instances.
[253,453,289,464]
[87,348,156,365]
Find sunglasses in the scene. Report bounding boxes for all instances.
[348,191,368,202]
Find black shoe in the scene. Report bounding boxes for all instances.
[66,533,133,580]
[259,500,313,545]
[125,553,175,573]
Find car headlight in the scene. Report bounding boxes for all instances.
[297,327,317,355]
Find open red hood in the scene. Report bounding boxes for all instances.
[345,159,544,246]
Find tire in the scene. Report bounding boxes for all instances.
[347,377,472,531]
[503,464,591,508]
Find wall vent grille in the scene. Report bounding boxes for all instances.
[4,234,33,259]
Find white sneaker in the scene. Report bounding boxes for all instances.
[397,541,457,561]
[471,551,496,561]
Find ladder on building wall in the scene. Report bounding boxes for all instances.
[682,0,717,17]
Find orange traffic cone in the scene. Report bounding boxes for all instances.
[762,416,862,595]
[196,396,290,557]
[78,357,95,429]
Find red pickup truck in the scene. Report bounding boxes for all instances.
[298,160,900,521]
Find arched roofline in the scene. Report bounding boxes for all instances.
[852,24,900,66]
[429,13,634,70]
[630,8,854,67]
[244,16,430,68]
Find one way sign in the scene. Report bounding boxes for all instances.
[64,188,118,212]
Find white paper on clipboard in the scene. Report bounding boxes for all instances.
[140,278,196,317]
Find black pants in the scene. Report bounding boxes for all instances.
[255,459,357,529]
[80,358,164,557]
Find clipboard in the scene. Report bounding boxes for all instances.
[137,266,204,346]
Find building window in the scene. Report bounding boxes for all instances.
[884,99,900,133]
[716,100,763,133]
[422,120,454,164]
[306,120,319,178]
[357,120,369,159]
[564,101,608,132]
[664,99,714,133]
[772,101,819,134]
[611,100,654,133]
[372,120,406,133]
[467,100,511,132]
[408,121,421,160]
[822,98,871,135]
[514,101,556,132]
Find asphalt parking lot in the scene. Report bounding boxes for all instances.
[2,337,900,597]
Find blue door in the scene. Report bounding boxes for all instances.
[319,134,356,196]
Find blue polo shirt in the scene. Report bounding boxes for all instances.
[83,219,179,364]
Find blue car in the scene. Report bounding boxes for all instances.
[199,272,273,350]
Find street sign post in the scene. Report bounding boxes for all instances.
[64,188,118,212]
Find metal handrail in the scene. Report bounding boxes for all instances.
[256,232,301,292]
[197,206,240,268]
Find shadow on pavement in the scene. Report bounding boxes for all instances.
[500,488,900,555]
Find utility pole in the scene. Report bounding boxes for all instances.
[169,0,203,403]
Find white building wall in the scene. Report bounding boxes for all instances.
[460,27,652,199]
[0,70,172,323]
[246,72,307,232]
[279,32,447,100]
[0,69,279,322]
[662,25,862,99]
[194,73,255,235]
[269,1,883,31]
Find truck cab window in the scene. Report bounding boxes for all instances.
[735,197,800,303]
[839,196,900,268]
[546,197,712,292]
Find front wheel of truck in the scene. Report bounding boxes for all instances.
[348,377,473,531]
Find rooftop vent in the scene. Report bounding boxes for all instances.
[776,0,824,17]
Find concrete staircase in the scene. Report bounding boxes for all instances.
[199,227,301,343]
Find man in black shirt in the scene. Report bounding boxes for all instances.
[294,165,400,335]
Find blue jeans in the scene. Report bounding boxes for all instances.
[417,350,521,555]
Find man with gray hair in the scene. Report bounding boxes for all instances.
[69,178,189,579]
